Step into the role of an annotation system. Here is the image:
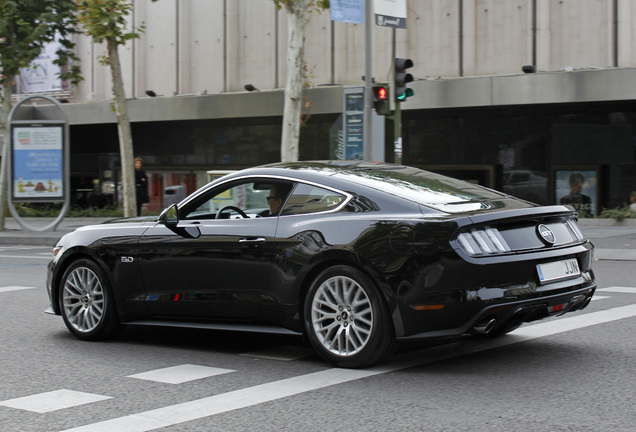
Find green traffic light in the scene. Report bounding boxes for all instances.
[396,88,414,101]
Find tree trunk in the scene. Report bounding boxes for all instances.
[0,80,13,230]
[107,38,137,217]
[280,0,309,162]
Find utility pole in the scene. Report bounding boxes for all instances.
[363,0,373,161]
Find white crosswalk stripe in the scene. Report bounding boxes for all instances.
[57,301,636,432]
[2,288,634,429]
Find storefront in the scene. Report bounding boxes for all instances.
[27,69,636,214]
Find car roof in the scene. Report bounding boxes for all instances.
[196,161,530,215]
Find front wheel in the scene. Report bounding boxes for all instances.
[303,265,395,368]
[59,259,121,341]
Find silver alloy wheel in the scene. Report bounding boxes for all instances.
[62,266,105,333]
[310,275,374,357]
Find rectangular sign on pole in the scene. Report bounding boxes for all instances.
[330,0,364,24]
[374,0,407,28]
[12,124,65,201]
[343,87,365,160]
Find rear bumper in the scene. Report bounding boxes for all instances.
[397,281,596,340]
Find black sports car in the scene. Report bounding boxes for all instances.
[46,161,596,368]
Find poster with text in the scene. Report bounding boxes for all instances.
[12,126,64,200]
[554,169,597,217]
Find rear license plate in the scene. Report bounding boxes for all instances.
[537,258,580,283]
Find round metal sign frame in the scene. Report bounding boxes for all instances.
[7,95,70,232]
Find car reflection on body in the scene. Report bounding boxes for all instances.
[46,161,596,368]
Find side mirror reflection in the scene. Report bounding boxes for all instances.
[160,204,179,227]
[159,204,200,239]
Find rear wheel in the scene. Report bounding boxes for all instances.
[304,265,395,368]
[59,259,121,341]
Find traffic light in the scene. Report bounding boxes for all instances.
[394,58,414,101]
[372,83,390,115]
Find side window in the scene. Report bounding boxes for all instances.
[281,183,346,216]
[183,181,270,219]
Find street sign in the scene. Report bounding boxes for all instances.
[374,0,407,28]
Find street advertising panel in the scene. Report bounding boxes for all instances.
[19,39,65,93]
[342,87,364,160]
[12,124,65,202]
[553,166,599,218]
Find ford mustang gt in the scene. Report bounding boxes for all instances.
[46,161,596,368]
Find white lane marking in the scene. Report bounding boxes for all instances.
[0,255,51,260]
[598,287,636,294]
[241,345,315,361]
[594,249,636,261]
[0,390,111,414]
[59,303,636,432]
[591,296,610,300]
[0,286,38,293]
[127,365,235,384]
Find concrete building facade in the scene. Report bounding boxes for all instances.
[8,0,636,214]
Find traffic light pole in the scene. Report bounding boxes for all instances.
[393,56,413,165]
[393,101,402,164]
[363,0,373,161]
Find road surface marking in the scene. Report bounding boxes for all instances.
[598,286,636,294]
[127,364,235,384]
[58,303,636,432]
[0,390,111,414]
[0,286,37,293]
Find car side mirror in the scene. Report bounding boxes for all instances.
[160,204,179,227]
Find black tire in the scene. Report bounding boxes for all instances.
[59,259,121,341]
[303,265,395,368]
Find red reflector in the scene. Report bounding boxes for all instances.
[549,304,565,313]
[413,304,445,311]
[173,294,180,301]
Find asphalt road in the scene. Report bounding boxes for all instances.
[0,239,635,432]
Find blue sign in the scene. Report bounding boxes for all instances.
[12,126,64,200]
[330,0,364,24]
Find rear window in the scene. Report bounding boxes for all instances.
[333,166,507,212]
[282,183,346,216]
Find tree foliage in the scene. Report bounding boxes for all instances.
[0,0,82,230]
[272,0,330,13]
[0,0,81,89]
[76,0,145,52]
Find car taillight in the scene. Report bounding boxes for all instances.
[456,227,511,256]
[565,219,586,241]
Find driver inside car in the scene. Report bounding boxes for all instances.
[267,184,292,216]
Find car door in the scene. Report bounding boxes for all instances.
[137,179,290,320]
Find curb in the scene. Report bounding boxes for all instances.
[578,218,636,226]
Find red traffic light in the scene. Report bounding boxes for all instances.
[372,84,391,115]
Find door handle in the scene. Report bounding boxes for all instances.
[238,237,267,243]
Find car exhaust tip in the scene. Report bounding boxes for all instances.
[474,317,497,334]
[580,296,592,310]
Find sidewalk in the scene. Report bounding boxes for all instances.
[0,217,113,246]
[1,217,636,260]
